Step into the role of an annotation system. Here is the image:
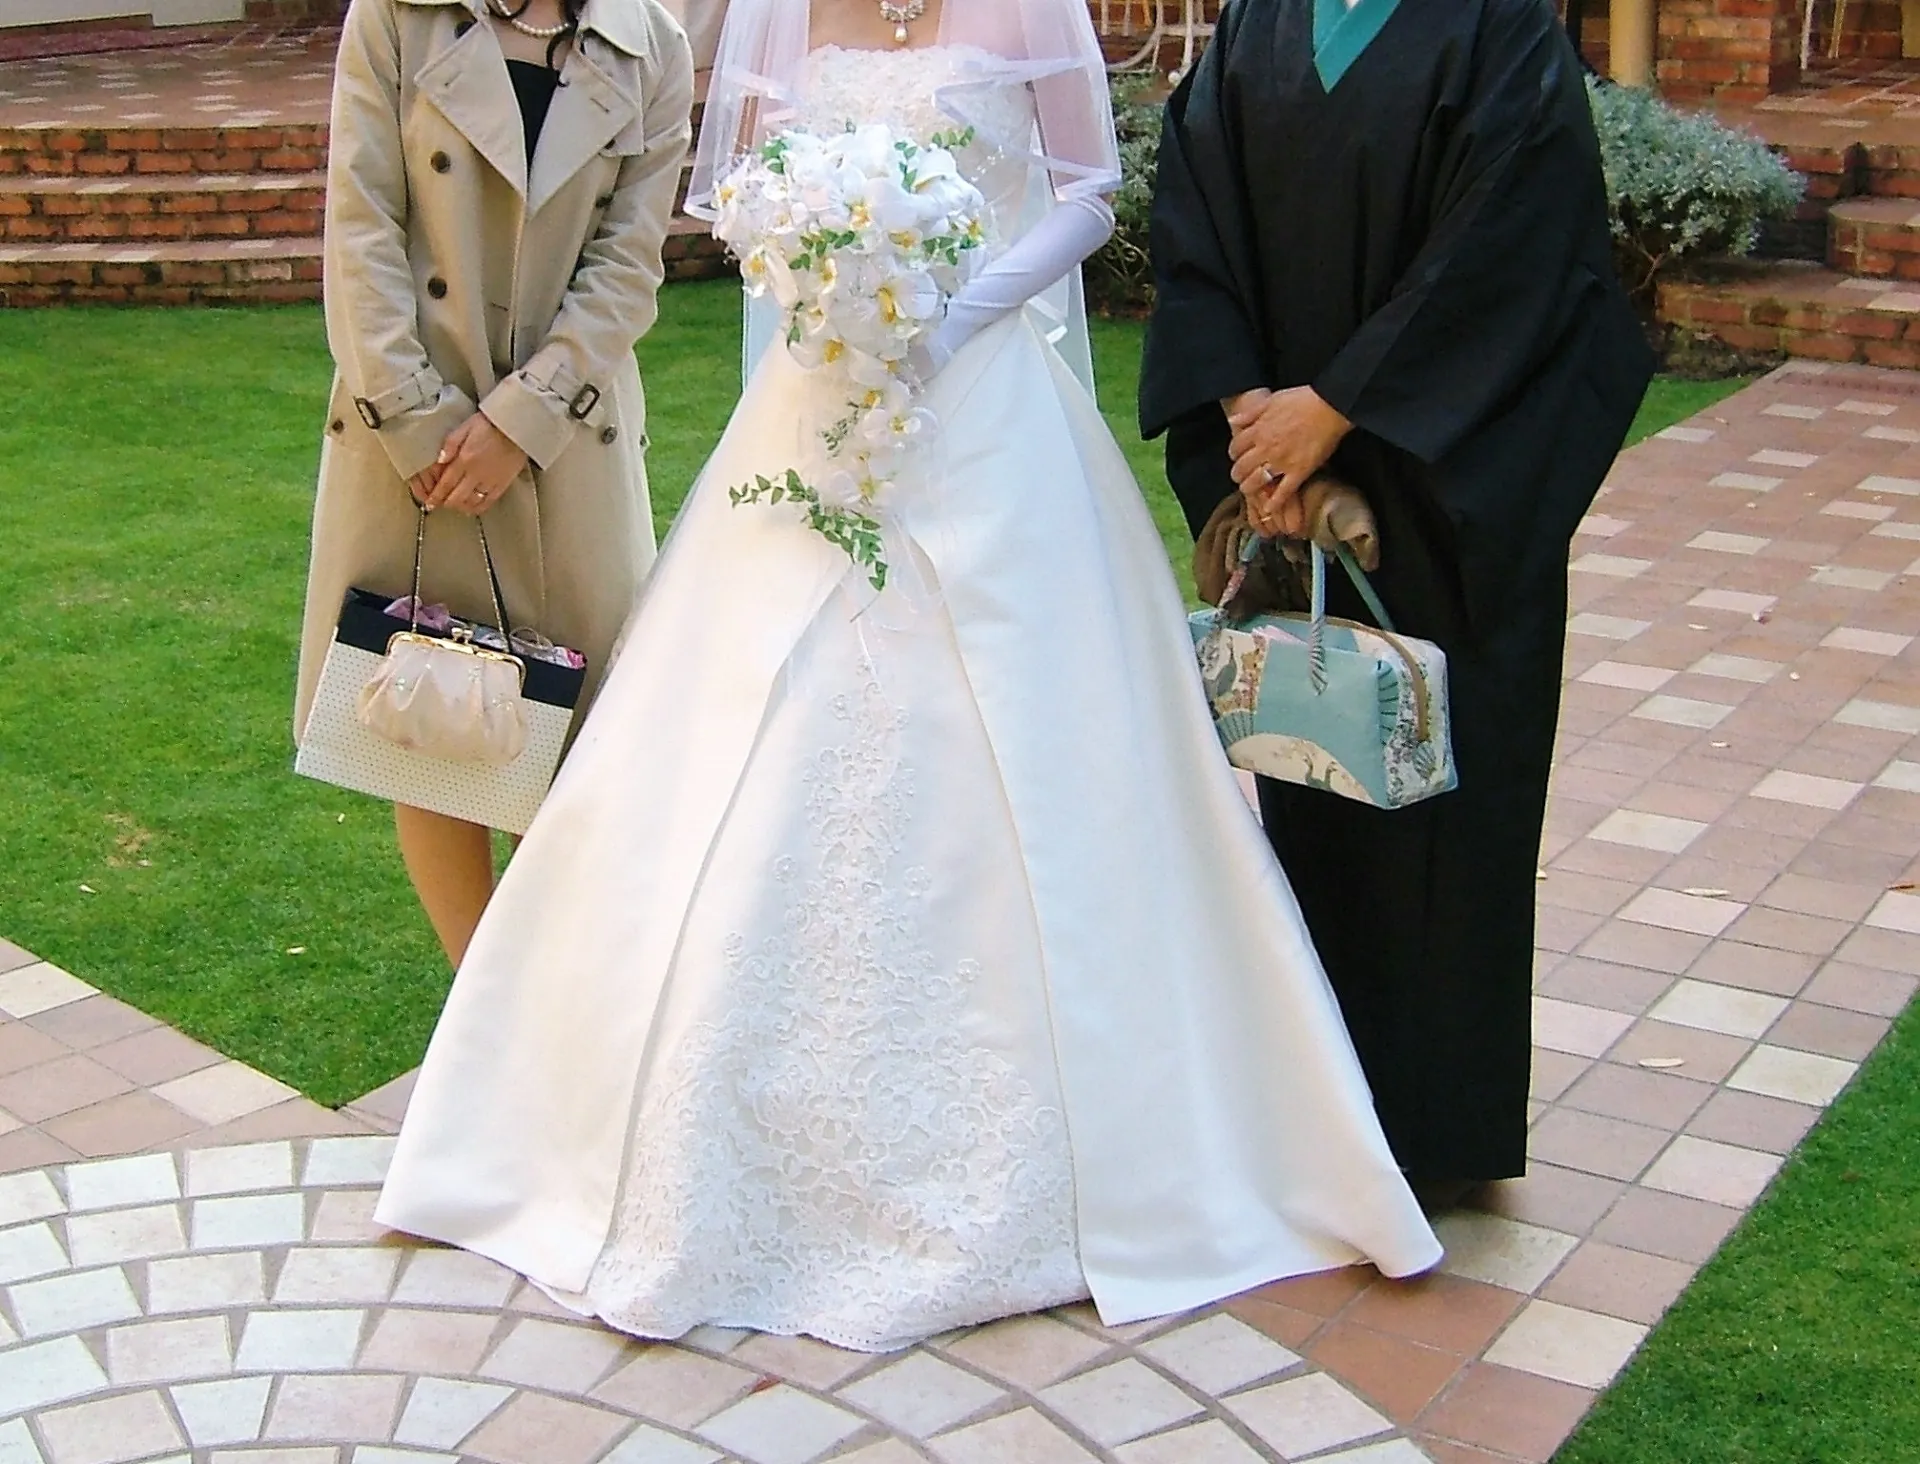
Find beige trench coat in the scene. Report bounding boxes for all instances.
[295,0,694,738]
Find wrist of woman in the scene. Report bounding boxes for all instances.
[1222,387,1272,422]
[477,406,533,467]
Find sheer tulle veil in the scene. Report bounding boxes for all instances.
[686,0,1122,390]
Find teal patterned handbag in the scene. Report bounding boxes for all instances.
[1190,540,1458,809]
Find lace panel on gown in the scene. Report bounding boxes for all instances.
[581,619,1083,1350]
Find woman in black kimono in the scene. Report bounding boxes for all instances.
[1139,0,1653,1186]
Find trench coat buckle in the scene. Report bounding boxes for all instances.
[352,373,438,433]
[567,384,602,421]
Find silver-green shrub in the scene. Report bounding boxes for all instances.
[1589,79,1805,301]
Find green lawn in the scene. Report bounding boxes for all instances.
[1559,1005,1919,1464]
[0,283,1746,1101]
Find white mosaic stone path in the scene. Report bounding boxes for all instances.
[0,1141,1433,1464]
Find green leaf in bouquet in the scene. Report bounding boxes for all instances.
[822,407,860,454]
[731,467,892,592]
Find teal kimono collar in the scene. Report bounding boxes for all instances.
[1313,0,1401,90]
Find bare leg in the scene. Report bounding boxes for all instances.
[394,804,497,967]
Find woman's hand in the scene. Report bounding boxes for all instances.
[407,467,442,509]
[429,413,529,516]
[1227,387,1352,538]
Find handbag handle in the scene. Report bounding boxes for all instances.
[1304,541,1436,747]
[1224,535,1435,746]
[1220,534,1393,628]
[408,505,517,656]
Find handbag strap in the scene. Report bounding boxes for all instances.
[1331,542,1396,633]
[408,505,517,653]
[1308,541,1435,745]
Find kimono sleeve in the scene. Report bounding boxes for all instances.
[1310,11,1606,468]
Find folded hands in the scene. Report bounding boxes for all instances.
[408,412,530,517]
[1223,386,1353,539]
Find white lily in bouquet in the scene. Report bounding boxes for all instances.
[712,122,990,590]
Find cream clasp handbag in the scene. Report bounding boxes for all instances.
[295,507,587,834]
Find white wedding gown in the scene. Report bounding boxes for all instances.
[377,46,1441,1352]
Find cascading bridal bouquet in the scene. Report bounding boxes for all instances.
[712,122,990,590]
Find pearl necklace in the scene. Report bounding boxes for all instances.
[485,0,569,40]
[878,0,926,45]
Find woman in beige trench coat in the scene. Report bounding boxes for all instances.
[296,0,693,963]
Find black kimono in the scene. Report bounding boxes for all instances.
[1139,0,1653,1180]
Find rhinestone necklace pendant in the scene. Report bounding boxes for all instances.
[878,0,926,45]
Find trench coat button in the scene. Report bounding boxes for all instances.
[329,418,345,434]
[427,276,448,299]
[430,151,451,173]
[599,425,618,445]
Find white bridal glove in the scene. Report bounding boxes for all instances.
[917,193,1116,379]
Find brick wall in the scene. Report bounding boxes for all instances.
[1574,9,1611,75]
[1660,0,1803,105]
[1561,0,1877,103]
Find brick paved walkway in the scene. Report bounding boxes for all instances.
[0,32,334,133]
[0,364,1916,1462]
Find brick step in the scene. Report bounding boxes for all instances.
[0,123,330,178]
[1862,137,1920,198]
[1828,196,1920,278]
[0,224,729,304]
[1711,109,1920,262]
[0,235,321,305]
[1660,259,1920,369]
[0,22,272,64]
[0,171,326,244]
[1,113,704,177]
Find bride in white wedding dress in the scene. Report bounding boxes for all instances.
[376,0,1442,1352]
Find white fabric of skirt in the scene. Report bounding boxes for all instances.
[375,310,1443,1352]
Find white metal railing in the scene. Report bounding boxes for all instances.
[1802,0,1920,67]
[1096,0,1214,79]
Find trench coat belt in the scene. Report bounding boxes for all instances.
[353,369,441,430]
[517,358,614,428]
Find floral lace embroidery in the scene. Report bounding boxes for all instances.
[583,662,1083,1353]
